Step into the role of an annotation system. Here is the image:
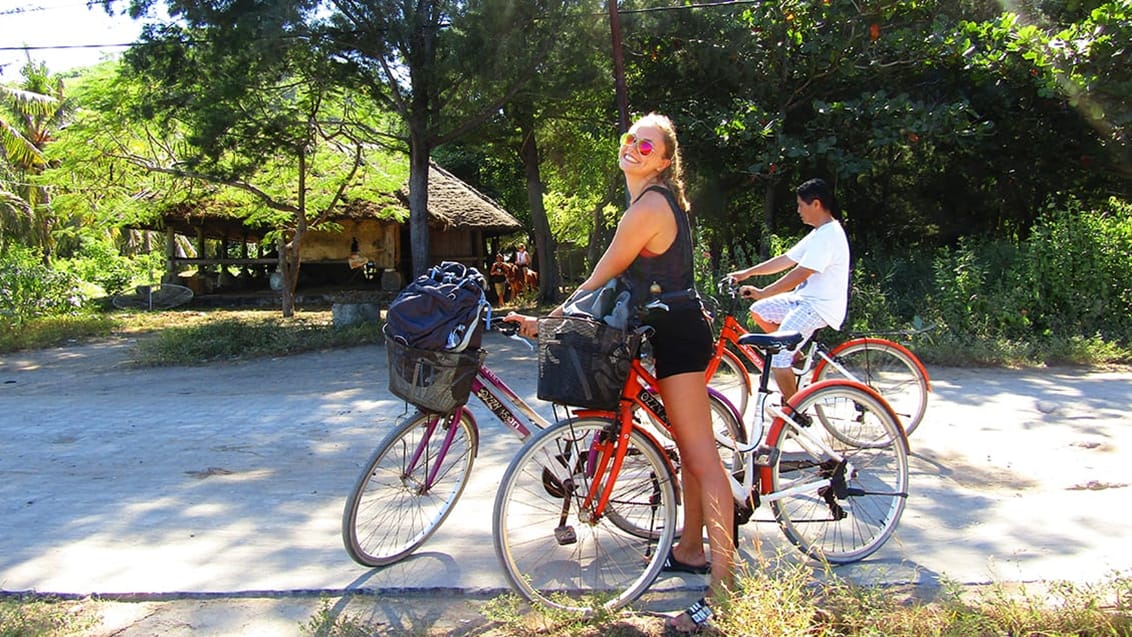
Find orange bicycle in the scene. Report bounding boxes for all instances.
[707,278,932,436]
[492,312,908,613]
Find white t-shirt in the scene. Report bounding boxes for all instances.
[785,220,850,330]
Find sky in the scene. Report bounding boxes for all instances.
[0,0,158,78]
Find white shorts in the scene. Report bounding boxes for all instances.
[749,294,828,368]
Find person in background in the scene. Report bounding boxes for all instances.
[514,243,531,278]
[504,113,733,635]
[727,177,850,402]
[488,253,508,306]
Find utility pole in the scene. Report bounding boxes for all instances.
[608,0,631,206]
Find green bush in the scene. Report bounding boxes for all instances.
[0,245,84,329]
[55,235,163,296]
[916,197,1132,364]
[1023,198,1132,340]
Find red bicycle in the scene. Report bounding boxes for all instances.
[706,278,932,436]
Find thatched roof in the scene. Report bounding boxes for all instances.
[146,161,522,241]
[408,162,522,233]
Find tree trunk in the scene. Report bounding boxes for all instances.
[408,126,432,278]
[279,145,311,318]
[278,236,296,318]
[586,178,621,273]
[514,107,559,303]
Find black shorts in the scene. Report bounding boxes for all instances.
[647,305,713,379]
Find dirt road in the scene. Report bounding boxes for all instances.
[2,334,1129,635]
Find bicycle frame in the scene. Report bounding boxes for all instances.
[564,358,692,525]
[708,300,932,393]
[402,363,552,491]
[704,313,765,376]
[569,345,882,530]
[734,379,852,504]
[467,364,552,440]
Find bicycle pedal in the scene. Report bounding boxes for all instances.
[753,444,780,467]
[554,525,577,545]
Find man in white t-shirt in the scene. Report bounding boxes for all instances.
[727,178,849,401]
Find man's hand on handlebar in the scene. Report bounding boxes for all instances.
[739,285,761,300]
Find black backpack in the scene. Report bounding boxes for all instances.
[385,262,490,351]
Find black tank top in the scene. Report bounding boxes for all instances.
[626,185,696,308]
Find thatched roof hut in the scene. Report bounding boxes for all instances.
[152,161,521,243]
[144,161,523,293]
[415,163,523,233]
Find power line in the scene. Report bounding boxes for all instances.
[1,1,114,17]
[618,0,767,15]
[0,43,135,52]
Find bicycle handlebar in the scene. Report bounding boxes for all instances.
[491,320,535,351]
[494,322,519,337]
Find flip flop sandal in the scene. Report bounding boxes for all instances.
[664,597,714,635]
[662,548,711,575]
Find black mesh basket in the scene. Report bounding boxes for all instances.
[386,336,485,414]
[536,316,642,411]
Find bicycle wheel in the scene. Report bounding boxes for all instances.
[767,381,908,563]
[493,417,678,613]
[707,347,752,419]
[342,410,477,567]
[813,339,930,438]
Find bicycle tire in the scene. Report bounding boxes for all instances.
[812,338,930,438]
[493,416,677,613]
[707,347,752,419]
[628,391,743,540]
[342,410,478,567]
[768,381,908,563]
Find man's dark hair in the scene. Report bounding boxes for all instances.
[796,178,839,219]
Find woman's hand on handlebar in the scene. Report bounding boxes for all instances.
[502,312,539,338]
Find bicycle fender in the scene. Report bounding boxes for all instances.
[818,338,932,391]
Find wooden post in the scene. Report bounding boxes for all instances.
[165,228,176,281]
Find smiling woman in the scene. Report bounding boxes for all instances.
[0,0,158,74]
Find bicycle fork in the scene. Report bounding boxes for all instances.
[544,421,664,557]
[404,408,471,495]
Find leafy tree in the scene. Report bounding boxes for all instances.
[108,0,577,278]
[83,3,412,316]
[612,0,1128,275]
[320,0,579,276]
[437,3,613,302]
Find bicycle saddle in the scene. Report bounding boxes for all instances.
[737,331,805,354]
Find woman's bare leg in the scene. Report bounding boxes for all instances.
[658,372,735,599]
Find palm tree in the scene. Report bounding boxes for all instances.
[1,61,65,255]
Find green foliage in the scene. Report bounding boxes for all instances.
[0,244,84,329]
[1023,198,1132,339]
[53,234,153,295]
[0,313,115,354]
[918,197,1132,364]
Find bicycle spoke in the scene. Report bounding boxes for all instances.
[343,412,477,567]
